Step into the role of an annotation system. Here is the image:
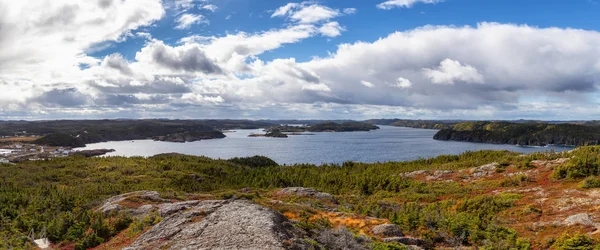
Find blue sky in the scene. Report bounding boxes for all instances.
[2,0,600,120]
[93,0,600,62]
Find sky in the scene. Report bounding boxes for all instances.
[1,0,600,120]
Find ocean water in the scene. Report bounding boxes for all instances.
[81,126,572,165]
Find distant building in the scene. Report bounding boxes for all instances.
[0,158,9,164]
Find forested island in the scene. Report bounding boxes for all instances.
[267,121,380,133]
[2,148,600,249]
[433,121,600,146]
[366,119,457,129]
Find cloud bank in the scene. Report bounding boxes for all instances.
[1,1,600,120]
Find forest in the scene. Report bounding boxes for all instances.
[1,148,600,249]
[434,121,600,146]
[268,122,380,133]
[0,120,273,147]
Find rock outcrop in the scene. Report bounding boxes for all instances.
[371,224,404,237]
[96,191,167,216]
[276,187,337,204]
[125,200,308,250]
[564,213,594,226]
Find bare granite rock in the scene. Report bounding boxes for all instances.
[372,224,404,237]
[125,200,309,250]
[276,187,337,204]
[317,227,366,250]
[564,213,594,226]
[157,200,202,217]
[459,162,498,180]
[96,191,167,215]
[425,170,453,181]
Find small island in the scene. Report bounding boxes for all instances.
[249,122,379,138]
[248,129,288,138]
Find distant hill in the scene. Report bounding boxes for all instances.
[4,120,272,147]
[434,121,600,146]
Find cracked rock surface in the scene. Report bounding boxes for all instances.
[125,200,306,250]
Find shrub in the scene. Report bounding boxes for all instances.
[551,234,596,250]
[579,177,600,189]
[227,156,279,168]
[552,147,600,179]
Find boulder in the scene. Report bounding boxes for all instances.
[564,213,594,226]
[276,187,337,204]
[125,200,308,250]
[372,224,404,237]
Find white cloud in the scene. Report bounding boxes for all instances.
[319,22,345,37]
[202,4,218,12]
[272,2,340,24]
[4,0,600,120]
[361,80,375,88]
[179,24,316,67]
[0,0,164,105]
[291,4,340,23]
[175,13,208,29]
[394,77,413,89]
[343,8,357,15]
[423,59,484,85]
[272,3,299,17]
[377,0,442,9]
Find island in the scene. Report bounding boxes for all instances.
[268,121,380,133]
[248,129,288,138]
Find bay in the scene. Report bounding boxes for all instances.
[81,126,572,165]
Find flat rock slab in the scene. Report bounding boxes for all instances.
[276,187,337,204]
[125,200,302,250]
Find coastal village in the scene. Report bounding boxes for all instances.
[0,134,73,163]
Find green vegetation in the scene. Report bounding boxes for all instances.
[552,146,600,179]
[579,177,600,189]
[365,119,456,129]
[1,120,274,147]
[0,148,566,249]
[551,234,598,250]
[269,122,379,133]
[434,121,600,146]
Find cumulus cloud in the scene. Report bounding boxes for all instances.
[423,59,484,85]
[272,2,340,24]
[319,22,345,37]
[175,13,207,29]
[102,54,133,75]
[394,77,413,89]
[136,41,223,74]
[4,0,600,120]
[377,0,443,9]
[299,23,600,111]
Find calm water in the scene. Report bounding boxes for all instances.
[81,126,572,165]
